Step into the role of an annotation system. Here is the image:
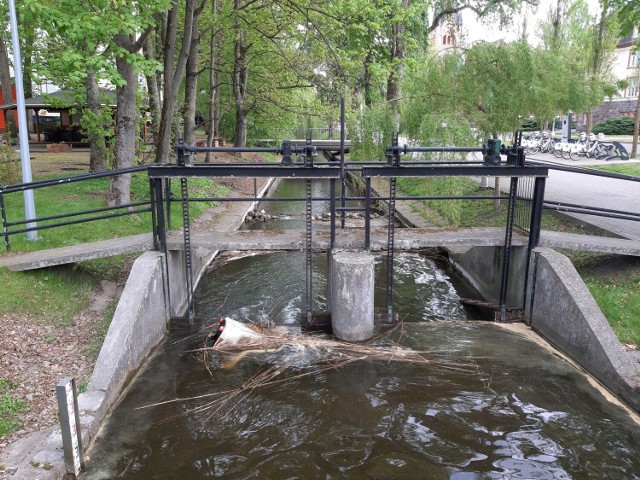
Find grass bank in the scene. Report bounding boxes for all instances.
[582,261,640,347]
[1,152,228,321]
[589,163,640,178]
[396,176,584,231]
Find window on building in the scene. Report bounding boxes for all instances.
[620,112,635,117]
[630,51,640,68]
[628,78,639,97]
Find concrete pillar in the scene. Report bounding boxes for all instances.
[329,250,375,342]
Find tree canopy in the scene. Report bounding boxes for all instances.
[0,0,629,193]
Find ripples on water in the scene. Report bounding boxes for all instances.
[83,251,640,479]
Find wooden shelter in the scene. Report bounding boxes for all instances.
[0,89,116,144]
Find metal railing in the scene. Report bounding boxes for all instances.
[526,160,640,226]
[2,134,550,324]
[0,165,154,251]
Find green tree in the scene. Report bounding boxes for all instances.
[610,0,639,158]
[24,0,171,203]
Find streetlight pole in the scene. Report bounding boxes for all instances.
[8,0,37,240]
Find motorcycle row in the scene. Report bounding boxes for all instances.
[522,131,614,160]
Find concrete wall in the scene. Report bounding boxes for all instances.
[525,248,640,412]
[166,247,217,318]
[589,98,637,127]
[446,245,528,307]
[84,252,169,414]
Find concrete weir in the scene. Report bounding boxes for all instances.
[329,250,375,342]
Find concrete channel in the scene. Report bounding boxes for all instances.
[2,175,640,479]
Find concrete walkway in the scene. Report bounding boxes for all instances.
[4,225,640,273]
[527,153,640,241]
[0,233,153,272]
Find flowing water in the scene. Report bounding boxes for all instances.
[82,180,640,479]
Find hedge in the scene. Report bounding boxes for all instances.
[592,116,635,136]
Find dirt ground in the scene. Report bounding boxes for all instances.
[0,151,270,455]
[0,280,120,453]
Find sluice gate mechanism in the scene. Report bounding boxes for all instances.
[148,105,548,329]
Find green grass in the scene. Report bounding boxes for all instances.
[584,274,640,346]
[396,177,589,232]
[0,267,94,325]
[590,163,640,178]
[0,379,28,438]
[2,173,229,252]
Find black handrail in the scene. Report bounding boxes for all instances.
[0,165,154,194]
[527,160,640,183]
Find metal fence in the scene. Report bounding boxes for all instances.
[0,165,153,251]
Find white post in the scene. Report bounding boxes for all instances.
[8,0,37,240]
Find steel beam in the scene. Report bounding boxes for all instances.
[148,165,342,179]
[362,166,548,178]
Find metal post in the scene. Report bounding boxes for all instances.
[340,97,346,229]
[56,377,84,477]
[386,177,396,319]
[164,178,172,231]
[365,177,371,250]
[0,193,9,251]
[149,178,158,249]
[305,179,313,323]
[385,135,400,320]
[8,0,37,240]
[330,178,336,248]
[526,177,546,251]
[523,176,546,314]
[153,179,166,251]
[176,145,194,322]
[498,176,519,322]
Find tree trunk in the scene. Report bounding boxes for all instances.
[363,48,373,108]
[109,49,137,206]
[632,67,640,159]
[155,0,198,163]
[550,0,562,50]
[85,71,108,173]
[585,109,593,134]
[184,11,201,147]
[143,35,161,146]
[0,33,16,140]
[233,0,249,147]
[386,0,408,109]
[206,0,221,162]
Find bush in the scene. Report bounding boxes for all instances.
[0,137,19,184]
[593,116,635,136]
[520,118,539,131]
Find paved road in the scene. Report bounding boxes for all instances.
[526,152,640,241]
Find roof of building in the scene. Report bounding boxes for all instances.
[0,89,116,110]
